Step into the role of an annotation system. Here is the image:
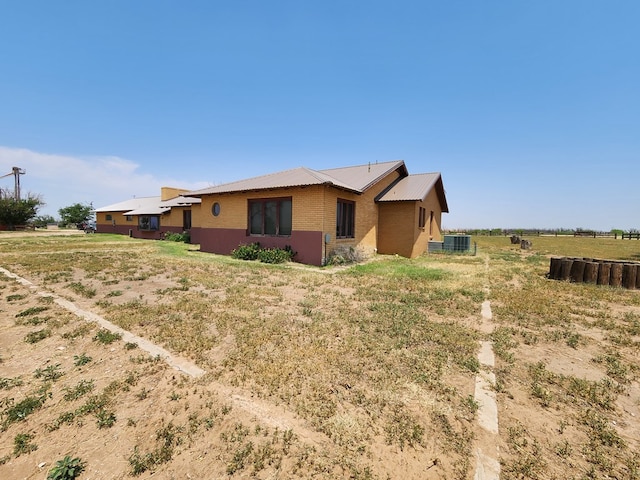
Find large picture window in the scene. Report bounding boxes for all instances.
[249,198,292,236]
[139,215,160,231]
[336,199,355,238]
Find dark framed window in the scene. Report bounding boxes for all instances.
[183,210,192,230]
[125,215,133,222]
[248,198,292,236]
[139,215,160,231]
[419,207,426,228]
[336,199,355,238]
[105,214,112,221]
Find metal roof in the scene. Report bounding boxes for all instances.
[94,195,200,216]
[159,196,201,207]
[377,173,449,212]
[93,196,161,213]
[187,160,407,196]
[318,160,407,192]
[124,206,171,215]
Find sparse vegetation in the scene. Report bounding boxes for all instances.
[47,455,86,480]
[0,232,639,479]
[93,328,122,345]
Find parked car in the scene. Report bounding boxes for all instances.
[78,220,96,233]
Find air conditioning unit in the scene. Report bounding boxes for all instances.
[443,235,471,252]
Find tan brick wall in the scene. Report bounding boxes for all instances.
[377,186,446,258]
[96,211,136,227]
[378,202,415,257]
[160,187,189,201]
[323,169,403,258]
[198,187,326,231]
[161,207,193,228]
[423,187,443,241]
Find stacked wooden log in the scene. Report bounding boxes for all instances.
[549,257,640,289]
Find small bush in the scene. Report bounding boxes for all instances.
[73,353,92,367]
[34,364,64,382]
[164,231,190,243]
[16,306,49,318]
[231,242,261,260]
[13,432,37,456]
[232,242,295,263]
[3,394,47,427]
[47,456,86,480]
[24,329,51,344]
[93,329,122,345]
[257,247,294,264]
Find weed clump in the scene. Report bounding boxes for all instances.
[47,455,86,480]
[93,329,122,345]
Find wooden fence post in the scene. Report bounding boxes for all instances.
[560,258,573,281]
[610,263,623,287]
[549,257,562,280]
[570,260,586,283]
[597,263,611,286]
[623,264,637,290]
[584,262,598,284]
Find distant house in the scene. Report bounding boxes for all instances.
[187,160,448,266]
[94,187,201,239]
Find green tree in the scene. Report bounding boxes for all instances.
[0,195,44,228]
[58,203,92,227]
[33,214,57,228]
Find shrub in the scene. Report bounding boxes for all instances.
[93,329,122,345]
[163,231,190,243]
[231,242,261,260]
[47,456,86,480]
[257,247,295,264]
[232,243,295,263]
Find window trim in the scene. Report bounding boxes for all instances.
[247,197,292,237]
[336,199,355,239]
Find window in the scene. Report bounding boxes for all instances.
[139,215,160,231]
[125,215,133,222]
[418,207,426,228]
[336,199,355,238]
[183,210,192,230]
[248,198,292,236]
[105,214,112,221]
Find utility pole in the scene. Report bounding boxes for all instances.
[13,167,25,200]
[0,167,26,200]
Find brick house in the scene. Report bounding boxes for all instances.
[188,160,448,266]
[94,187,201,239]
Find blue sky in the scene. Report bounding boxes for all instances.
[1,1,638,230]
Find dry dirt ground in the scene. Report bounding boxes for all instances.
[1,263,351,480]
[1,232,639,480]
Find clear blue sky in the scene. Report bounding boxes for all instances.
[1,1,638,230]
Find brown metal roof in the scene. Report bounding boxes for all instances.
[318,160,407,192]
[187,160,407,196]
[377,173,449,212]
